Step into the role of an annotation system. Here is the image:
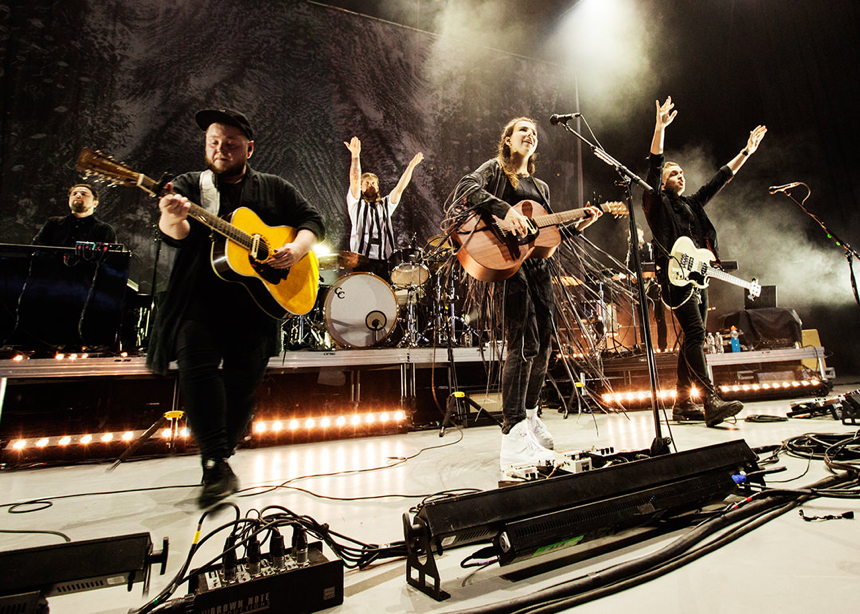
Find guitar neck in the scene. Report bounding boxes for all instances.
[532,203,614,229]
[137,172,256,250]
[706,266,754,291]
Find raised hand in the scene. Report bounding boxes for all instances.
[744,125,767,155]
[344,136,361,157]
[656,97,678,129]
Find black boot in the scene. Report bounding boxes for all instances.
[672,397,705,421]
[703,393,744,427]
[198,458,239,508]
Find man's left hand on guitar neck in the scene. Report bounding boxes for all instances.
[574,204,603,232]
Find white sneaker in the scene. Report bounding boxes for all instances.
[526,408,554,450]
[500,420,557,470]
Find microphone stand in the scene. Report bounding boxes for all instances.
[776,186,860,314]
[556,120,672,456]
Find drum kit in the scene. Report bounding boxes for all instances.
[284,236,479,350]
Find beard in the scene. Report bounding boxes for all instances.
[362,186,379,202]
[206,154,246,179]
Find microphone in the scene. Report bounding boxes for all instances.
[549,113,581,125]
[768,182,801,194]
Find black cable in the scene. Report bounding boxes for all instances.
[442,473,850,614]
[1,483,199,514]
[0,528,71,542]
[236,429,466,499]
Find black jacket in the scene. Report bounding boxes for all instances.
[146,166,325,375]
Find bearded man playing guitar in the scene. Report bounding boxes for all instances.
[643,97,766,427]
[147,109,325,508]
[449,117,601,470]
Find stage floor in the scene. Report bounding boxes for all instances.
[2,383,859,614]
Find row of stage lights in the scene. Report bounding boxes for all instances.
[6,410,408,454]
[8,428,186,452]
[10,351,131,361]
[253,411,407,434]
[601,378,823,407]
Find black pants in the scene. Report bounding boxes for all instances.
[175,319,271,462]
[501,264,554,432]
[665,284,712,398]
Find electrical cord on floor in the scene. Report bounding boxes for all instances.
[745,414,789,423]
[237,427,466,500]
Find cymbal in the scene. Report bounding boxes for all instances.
[318,250,368,270]
[426,234,453,251]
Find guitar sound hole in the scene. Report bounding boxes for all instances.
[249,257,289,283]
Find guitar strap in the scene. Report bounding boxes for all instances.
[199,170,219,215]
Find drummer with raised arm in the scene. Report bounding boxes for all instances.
[343,136,423,280]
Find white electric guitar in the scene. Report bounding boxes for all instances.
[668,236,761,300]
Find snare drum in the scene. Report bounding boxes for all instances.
[388,247,430,287]
[324,273,398,348]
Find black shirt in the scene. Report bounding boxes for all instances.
[33,214,118,247]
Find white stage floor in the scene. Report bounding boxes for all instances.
[2,384,859,614]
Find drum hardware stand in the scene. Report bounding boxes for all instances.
[397,284,428,348]
[284,313,328,350]
[425,267,479,347]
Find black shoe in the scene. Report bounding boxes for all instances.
[198,458,239,509]
[703,393,744,427]
[672,398,705,421]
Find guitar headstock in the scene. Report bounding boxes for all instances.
[75,148,158,195]
[748,278,762,299]
[600,201,629,218]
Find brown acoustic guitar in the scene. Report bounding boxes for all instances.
[75,147,319,318]
[451,200,627,282]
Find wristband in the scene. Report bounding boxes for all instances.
[741,149,749,156]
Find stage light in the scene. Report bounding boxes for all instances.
[351,415,361,426]
[101,433,114,443]
[12,440,26,450]
[305,418,315,429]
[180,428,189,437]
[254,421,267,434]
[380,413,390,423]
[55,353,65,360]
[272,420,283,432]
[320,417,331,428]
[404,440,760,601]
[12,354,24,362]
[69,354,78,360]
[365,414,375,424]
[36,438,49,448]
[80,434,92,444]
[81,353,88,359]
[59,436,71,446]
[160,429,171,439]
[289,419,299,430]
[336,416,346,427]
[122,431,134,441]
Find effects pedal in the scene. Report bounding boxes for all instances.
[162,542,343,614]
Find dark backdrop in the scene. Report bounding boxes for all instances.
[2,0,859,375]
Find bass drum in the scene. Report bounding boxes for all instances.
[324,273,398,348]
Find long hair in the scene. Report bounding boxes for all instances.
[495,117,538,190]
